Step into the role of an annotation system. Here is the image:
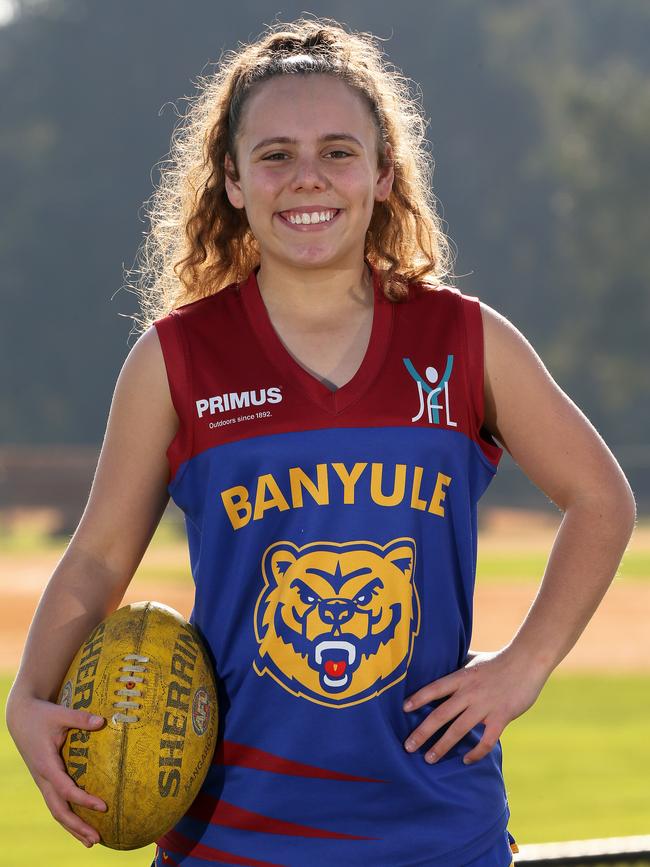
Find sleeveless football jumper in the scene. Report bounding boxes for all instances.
[152,264,512,867]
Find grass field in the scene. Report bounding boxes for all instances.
[1,673,649,865]
[478,547,650,584]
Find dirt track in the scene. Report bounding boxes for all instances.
[1,543,648,674]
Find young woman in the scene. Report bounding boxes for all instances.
[6,18,636,867]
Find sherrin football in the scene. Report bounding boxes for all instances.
[57,601,218,850]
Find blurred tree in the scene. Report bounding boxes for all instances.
[484,0,650,446]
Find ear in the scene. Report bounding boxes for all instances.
[375,141,395,203]
[224,152,245,209]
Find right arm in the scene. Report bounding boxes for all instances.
[4,324,178,848]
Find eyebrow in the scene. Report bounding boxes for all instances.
[250,133,364,155]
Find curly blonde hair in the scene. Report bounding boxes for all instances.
[127,16,455,333]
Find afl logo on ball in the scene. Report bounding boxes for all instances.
[192,687,211,736]
[60,679,73,709]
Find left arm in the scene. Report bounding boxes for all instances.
[402,302,636,765]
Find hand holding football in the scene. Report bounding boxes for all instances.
[58,601,218,850]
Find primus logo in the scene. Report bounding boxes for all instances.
[196,387,282,418]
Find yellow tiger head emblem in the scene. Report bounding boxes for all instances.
[253,538,419,707]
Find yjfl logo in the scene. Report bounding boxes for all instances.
[403,356,457,426]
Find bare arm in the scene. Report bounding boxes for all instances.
[5,324,179,846]
[481,302,636,675]
[403,303,636,765]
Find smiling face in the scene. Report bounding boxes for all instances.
[224,74,394,272]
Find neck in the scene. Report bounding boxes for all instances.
[255,256,373,323]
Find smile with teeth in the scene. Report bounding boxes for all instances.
[279,209,340,225]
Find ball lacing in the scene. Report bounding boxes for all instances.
[112,654,149,724]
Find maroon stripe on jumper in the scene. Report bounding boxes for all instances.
[215,739,389,783]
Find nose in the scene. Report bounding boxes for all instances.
[290,154,328,191]
[320,599,355,627]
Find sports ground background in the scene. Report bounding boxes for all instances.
[1,508,649,866]
[1,0,649,863]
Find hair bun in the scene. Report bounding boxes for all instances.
[267,29,336,56]
[267,35,301,54]
[303,29,336,50]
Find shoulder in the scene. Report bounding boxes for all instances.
[479,300,527,342]
[122,325,165,375]
[117,326,174,411]
[92,326,179,494]
[477,301,562,447]
[478,301,546,385]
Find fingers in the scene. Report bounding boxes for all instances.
[402,662,507,764]
[40,776,102,848]
[405,705,504,765]
[36,756,107,847]
[403,668,467,711]
[53,705,105,732]
[461,722,504,765]
[49,751,107,813]
[8,695,108,848]
[427,713,502,764]
[403,694,469,757]
[34,708,107,846]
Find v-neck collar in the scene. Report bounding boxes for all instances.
[239,261,394,415]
